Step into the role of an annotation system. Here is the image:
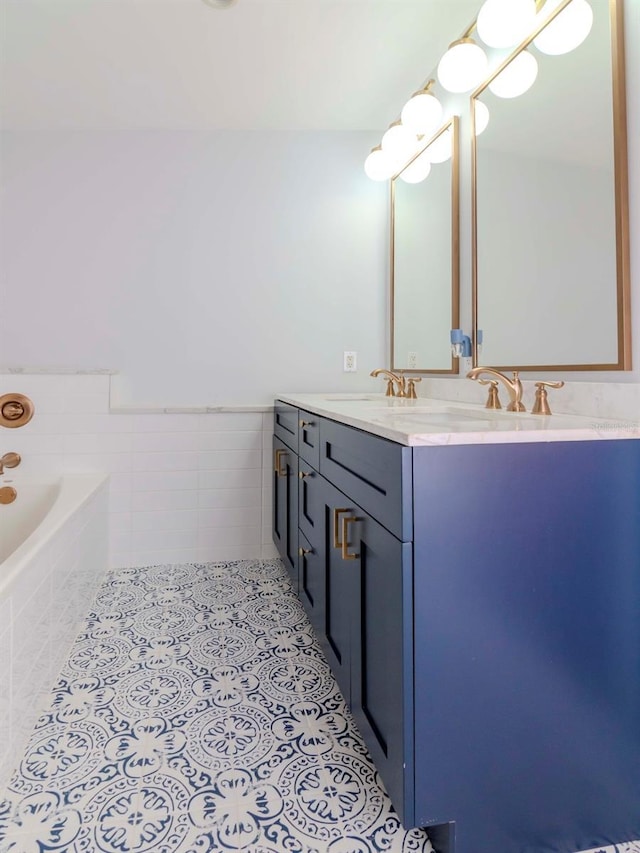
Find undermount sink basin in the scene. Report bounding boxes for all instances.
[324,394,382,401]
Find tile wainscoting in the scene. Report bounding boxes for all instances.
[0,373,275,568]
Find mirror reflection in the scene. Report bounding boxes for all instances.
[473,0,629,370]
[391,118,459,373]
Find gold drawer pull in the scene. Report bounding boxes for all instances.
[299,419,314,428]
[298,546,313,557]
[333,508,350,549]
[274,448,288,477]
[341,515,362,561]
[298,470,313,480]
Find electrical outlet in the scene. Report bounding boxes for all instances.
[460,356,473,375]
[407,351,418,369]
[343,351,357,372]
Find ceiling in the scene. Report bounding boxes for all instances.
[0,0,480,131]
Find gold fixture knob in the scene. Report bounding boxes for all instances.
[0,393,35,428]
[531,381,565,416]
[298,546,313,557]
[299,419,314,428]
[298,470,313,479]
[0,486,17,505]
[478,379,502,409]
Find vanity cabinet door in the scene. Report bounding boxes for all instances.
[322,478,356,703]
[272,436,298,590]
[348,511,415,829]
[297,529,324,640]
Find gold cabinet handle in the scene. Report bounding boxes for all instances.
[341,515,362,561]
[274,448,288,477]
[298,469,313,479]
[299,419,314,428]
[298,546,313,557]
[333,508,350,549]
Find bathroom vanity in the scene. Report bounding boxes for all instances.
[272,393,640,853]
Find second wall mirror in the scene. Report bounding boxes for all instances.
[471,0,630,371]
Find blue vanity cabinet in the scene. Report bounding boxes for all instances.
[274,401,640,853]
[272,435,298,590]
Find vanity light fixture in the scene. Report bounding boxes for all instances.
[488,49,538,98]
[437,38,489,93]
[364,145,396,181]
[400,81,443,137]
[381,120,420,168]
[474,100,490,135]
[533,0,593,55]
[426,127,453,164]
[399,150,432,184]
[476,0,537,48]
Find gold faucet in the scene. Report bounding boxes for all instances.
[467,367,525,412]
[0,452,21,475]
[370,368,407,398]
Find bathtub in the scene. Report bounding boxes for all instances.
[0,473,109,786]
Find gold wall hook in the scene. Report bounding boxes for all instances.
[0,393,35,428]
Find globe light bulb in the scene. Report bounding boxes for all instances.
[488,50,538,98]
[364,147,395,181]
[476,0,537,48]
[474,100,490,135]
[381,122,419,161]
[401,87,443,136]
[426,128,452,164]
[399,151,432,184]
[437,39,489,94]
[534,0,593,55]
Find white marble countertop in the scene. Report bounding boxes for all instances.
[277,393,640,447]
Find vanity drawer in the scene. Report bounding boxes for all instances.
[298,409,320,470]
[274,401,298,452]
[320,418,413,541]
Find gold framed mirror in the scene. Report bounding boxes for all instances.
[391,116,460,373]
[471,0,630,371]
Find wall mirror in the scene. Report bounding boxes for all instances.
[472,0,630,370]
[391,116,460,373]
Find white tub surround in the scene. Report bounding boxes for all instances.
[276,393,640,447]
[0,474,108,786]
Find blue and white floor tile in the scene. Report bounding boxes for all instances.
[1,559,639,853]
[0,559,436,853]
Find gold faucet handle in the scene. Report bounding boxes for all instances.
[531,381,565,416]
[406,377,422,399]
[384,378,395,397]
[478,379,502,410]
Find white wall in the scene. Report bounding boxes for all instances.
[0,131,387,405]
[0,2,638,401]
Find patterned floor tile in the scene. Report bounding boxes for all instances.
[0,559,637,853]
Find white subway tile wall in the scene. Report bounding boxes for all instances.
[0,375,277,567]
